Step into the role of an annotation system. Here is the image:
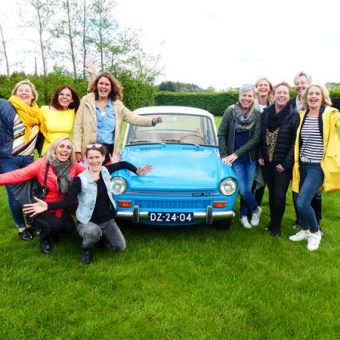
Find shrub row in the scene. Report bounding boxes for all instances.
[155,91,239,116]
[0,72,155,111]
[155,89,340,116]
[1,73,339,116]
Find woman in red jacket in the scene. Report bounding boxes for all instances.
[0,137,84,253]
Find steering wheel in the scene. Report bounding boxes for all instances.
[180,135,206,144]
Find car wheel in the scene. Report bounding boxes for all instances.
[213,219,232,230]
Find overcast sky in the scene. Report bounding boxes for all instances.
[1,0,340,90]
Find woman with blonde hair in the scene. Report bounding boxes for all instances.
[0,137,85,253]
[23,143,152,264]
[0,79,49,240]
[289,84,340,250]
[254,77,274,113]
[252,77,274,207]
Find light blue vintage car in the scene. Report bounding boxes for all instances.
[111,106,238,228]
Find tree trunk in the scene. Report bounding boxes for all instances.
[66,0,77,79]
[37,7,48,103]
[0,23,10,77]
[82,0,87,79]
[99,11,104,72]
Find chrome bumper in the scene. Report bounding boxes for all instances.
[116,205,235,224]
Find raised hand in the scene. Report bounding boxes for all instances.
[136,164,153,175]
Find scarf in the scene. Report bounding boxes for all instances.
[232,101,257,132]
[266,103,290,132]
[8,96,50,143]
[48,158,72,194]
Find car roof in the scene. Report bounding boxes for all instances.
[134,106,214,118]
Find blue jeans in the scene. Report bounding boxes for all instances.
[0,155,34,228]
[293,190,322,225]
[232,159,258,217]
[296,162,324,233]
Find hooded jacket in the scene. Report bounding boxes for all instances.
[292,106,340,192]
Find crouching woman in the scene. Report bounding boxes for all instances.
[24,143,152,264]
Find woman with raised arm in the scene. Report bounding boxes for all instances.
[74,71,161,163]
[24,143,152,264]
[0,137,85,253]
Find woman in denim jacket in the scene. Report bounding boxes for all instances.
[24,143,152,264]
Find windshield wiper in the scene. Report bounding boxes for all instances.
[181,142,200,147]
[162,138,180,143]
[129,139,151,144]
[129,139,166,146]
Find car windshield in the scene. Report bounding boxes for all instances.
[126,113,217,146]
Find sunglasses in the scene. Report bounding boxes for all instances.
[86,143,103,149]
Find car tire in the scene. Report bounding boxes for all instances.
[213,219,232,230]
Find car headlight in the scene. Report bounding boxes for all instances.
[219,178,237,196]
[111,177,127,195]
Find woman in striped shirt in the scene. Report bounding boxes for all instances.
[290,85,340,251]
[0,80,49,241]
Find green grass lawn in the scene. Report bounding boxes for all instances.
[0,117,339,339]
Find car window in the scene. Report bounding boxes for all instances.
[126,113,217,146]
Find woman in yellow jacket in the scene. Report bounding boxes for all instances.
[290,84,340,251]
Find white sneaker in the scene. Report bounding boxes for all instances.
[307,232,322,251]
[250,206,262,226]
[240,216,252,229]
[289,230,310,242]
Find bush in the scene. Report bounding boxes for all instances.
[155,91,239,116]
[0,71,156,109]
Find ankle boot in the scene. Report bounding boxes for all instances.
[40,237,51,254]
[81,248,92,265]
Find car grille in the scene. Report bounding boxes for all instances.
[135,199,213,209]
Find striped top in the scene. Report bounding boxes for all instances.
[12,114,39,156]
[300,116,323,162]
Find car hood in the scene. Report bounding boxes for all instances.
[115,144,235,191]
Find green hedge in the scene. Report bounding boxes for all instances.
[155,91,239,116]
[0,72,156,110]
[330,89,340,97]
[116,71,156,110]
[2,73,340,115]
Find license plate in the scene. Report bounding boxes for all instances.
[148,212,193,223]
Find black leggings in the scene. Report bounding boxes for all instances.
[32,210,74,239]
[262,164,292,232]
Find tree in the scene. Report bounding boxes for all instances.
[81,0,90,79]
[0,23,10,77]
[26,0,55,103]
[15,0,162,88]
[158,81,205,92]
[50,0,81,79]
[88,0,118,72]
